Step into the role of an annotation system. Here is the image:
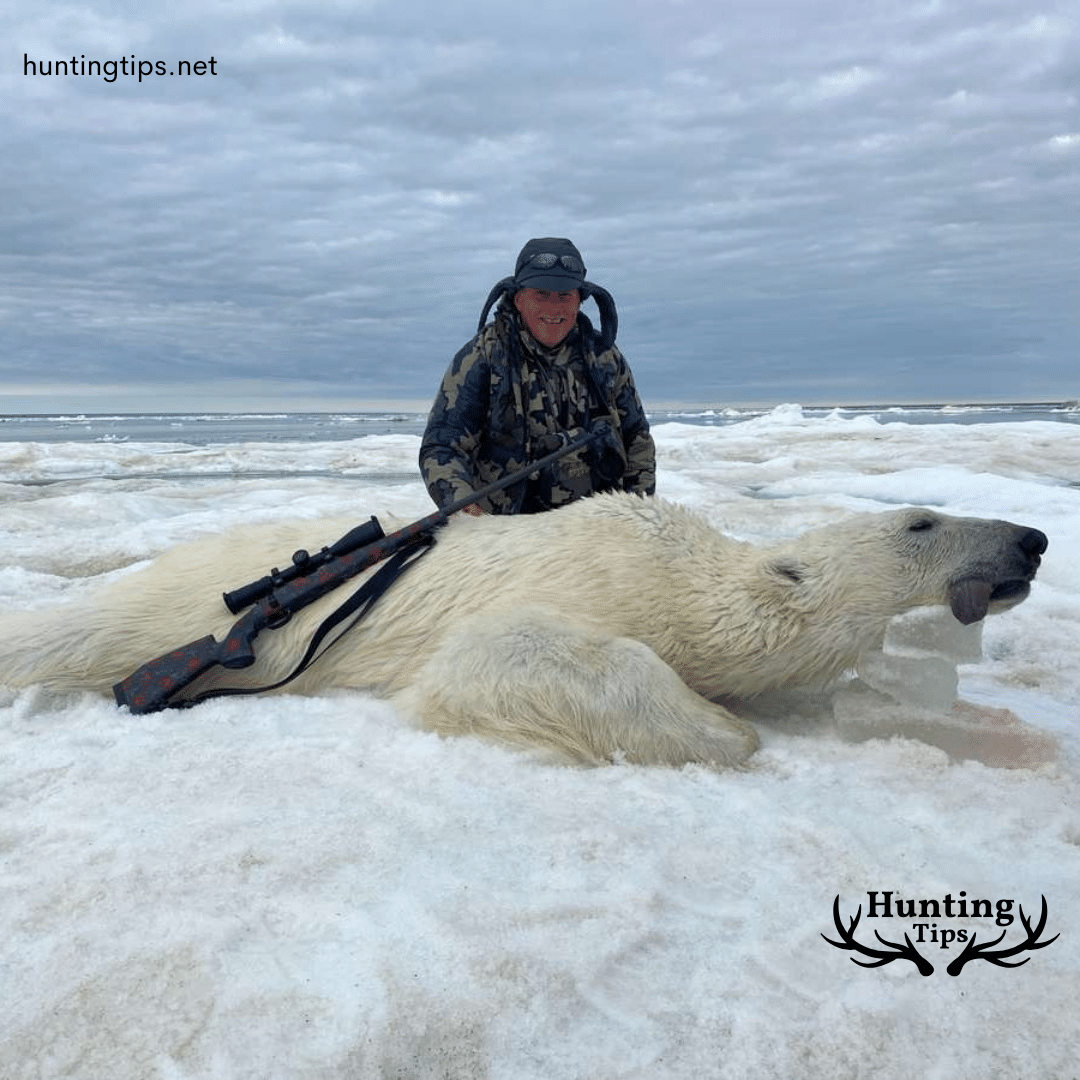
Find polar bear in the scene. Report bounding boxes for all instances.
[0,495,1047,768]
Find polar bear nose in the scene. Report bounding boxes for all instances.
[1019,528,1048,558]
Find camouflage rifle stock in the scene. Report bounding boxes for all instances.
[113,429,598,714]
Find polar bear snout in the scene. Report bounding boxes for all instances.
[945,521,1048,625]
[978,520,1047,582]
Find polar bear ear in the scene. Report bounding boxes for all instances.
[766,559,808,585]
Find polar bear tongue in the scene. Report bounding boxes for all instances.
[948,579,993,625]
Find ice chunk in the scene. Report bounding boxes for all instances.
[856,651,959,712]
[883,605,983,662]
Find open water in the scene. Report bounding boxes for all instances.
[1,401,1077,444]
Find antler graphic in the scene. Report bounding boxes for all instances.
[946,895,1059,976]
[822,896,934,976]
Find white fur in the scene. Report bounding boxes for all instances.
[0,495,1041,768]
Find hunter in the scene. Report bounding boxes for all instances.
[419,237,656,515]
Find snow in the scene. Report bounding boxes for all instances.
[2,408,1078,1078]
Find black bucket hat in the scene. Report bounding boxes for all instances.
[477,237,619,351]
[513,237,588,291]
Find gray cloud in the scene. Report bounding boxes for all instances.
[2,0,1077,411]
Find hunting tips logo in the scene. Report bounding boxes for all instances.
[822,891,1059,977]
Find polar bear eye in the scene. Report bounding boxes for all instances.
[769,560,804,583]
[908,517,935,532]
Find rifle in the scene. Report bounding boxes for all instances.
[113,429,598,714]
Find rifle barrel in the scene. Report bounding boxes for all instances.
[439,428,597,517]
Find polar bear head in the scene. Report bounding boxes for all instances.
[770,506,1047,629]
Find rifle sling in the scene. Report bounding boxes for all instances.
[177,535,436,708]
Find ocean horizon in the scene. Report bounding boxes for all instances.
[2,400,1078,445]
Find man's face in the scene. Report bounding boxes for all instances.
[513,287,581,348]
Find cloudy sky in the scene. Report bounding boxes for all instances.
[4,0,1077,412]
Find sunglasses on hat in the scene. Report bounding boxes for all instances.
[520,252,586,274]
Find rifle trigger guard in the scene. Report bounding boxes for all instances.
[265,597,292,630]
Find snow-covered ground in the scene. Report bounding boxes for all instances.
[2,407,1078,1078]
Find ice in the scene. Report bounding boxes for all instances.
[834,607,1060,768]
[883,604,985,662]
[855,651,959,711]
[1,408,1078,1078]
[833,686,1060,769]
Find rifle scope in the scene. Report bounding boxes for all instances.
[222,515,385,614]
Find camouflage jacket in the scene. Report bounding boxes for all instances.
[420,302,656,514]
